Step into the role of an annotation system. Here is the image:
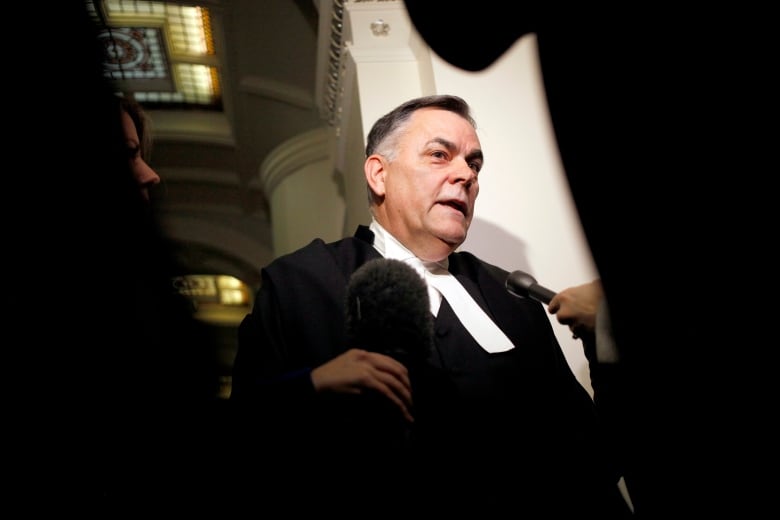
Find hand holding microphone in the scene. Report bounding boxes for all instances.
[507,271,603,341]
[325,258,435,427]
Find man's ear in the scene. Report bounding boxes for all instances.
[364,154,386,197]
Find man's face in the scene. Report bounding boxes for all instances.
[380,108,482,261]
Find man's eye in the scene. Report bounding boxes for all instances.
[469,162,482,173]
[127,145,140,160]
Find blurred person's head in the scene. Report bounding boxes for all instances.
[119,96,160,202]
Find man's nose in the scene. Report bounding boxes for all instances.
[452,160,477,186]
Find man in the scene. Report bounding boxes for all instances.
[231,95,632,517]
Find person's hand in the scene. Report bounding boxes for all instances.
[310,348,414,423]
[548,279,604,339]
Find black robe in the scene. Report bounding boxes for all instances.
[231,225,631,518]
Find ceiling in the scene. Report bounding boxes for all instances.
[116,0,334,291]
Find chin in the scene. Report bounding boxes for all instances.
[429,218,468,247]
[438,231,467,250]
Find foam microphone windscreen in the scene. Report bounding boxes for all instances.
[345,258,434,367]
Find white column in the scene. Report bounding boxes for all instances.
[332,0,436,235]
[259,127,344,258]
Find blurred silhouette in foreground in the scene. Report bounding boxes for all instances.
[403,3,769,517]
[10,4,224,511]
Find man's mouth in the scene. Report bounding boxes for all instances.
[439,199,467,216]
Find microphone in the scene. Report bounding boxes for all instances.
[505,270,557,304]
[345,258,434,365]
[344,258,435,446]
[346,258,462,453]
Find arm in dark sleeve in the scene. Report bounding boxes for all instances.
[231,270,315,396]
[581,321,634,491]
[581,301,630,431]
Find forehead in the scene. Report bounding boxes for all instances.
[120,110,139,141]
[405,107,480,145]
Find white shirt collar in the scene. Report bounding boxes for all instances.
[369,218,443,315]
[368,219,514,353]
[369,218,449,271]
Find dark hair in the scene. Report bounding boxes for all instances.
[365,95,476,158]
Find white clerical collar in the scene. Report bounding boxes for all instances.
[368,218,513,353]
[369,218,449,271]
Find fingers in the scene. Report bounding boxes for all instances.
[357,349,409,383]
[312,349,415,422]
[353,350,414,422]
[361,373,415,423]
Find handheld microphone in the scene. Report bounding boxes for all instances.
[345,258,434,365]
[505,270,557,304]
[344,258,436,444]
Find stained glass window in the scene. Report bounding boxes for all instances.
[87,0,221,109]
